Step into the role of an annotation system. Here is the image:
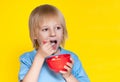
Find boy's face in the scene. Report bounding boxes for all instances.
[36,17,63,51]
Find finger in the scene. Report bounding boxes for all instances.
[41,39,50,45]
[51,42,55,46]
[44,43,52,49]
[66,62,73,68]
[49,48,56,55]
[43,40,52,49]
[40,41,47,47]
[59,70,67,74]
[70,57,74,64]
[43,40,47,44]
[64,65,71,71]
[44,44,55,55]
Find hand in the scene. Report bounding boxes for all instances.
[59,57,74,79]
[36,39,56,58]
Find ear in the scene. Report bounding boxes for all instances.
[33,33,38,39]
[33,36,37,39]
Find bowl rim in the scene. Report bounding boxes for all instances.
[46,54,70,59]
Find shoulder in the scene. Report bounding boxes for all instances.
[61,48,80,61]
[19,50,36,64]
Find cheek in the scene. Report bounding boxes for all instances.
[57,30,63,37]
[38,32,49,39]
[57,33,63,41]
[36,35,45,44]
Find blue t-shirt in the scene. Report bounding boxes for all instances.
[18,47,90,82]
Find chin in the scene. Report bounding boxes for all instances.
[53,45,60,54]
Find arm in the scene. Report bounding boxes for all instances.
[60,58,79,82]
[60,56,90,82]
[22,54,45,82]
[20,40,55,82]
[65,74,79,82]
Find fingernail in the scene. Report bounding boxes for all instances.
[51,43,55,46]
[43,40,47,44]
[67,62,69,65]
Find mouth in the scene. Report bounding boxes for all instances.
[50,40,57,44]
[50,40,58,50]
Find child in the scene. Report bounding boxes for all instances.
[18,4,90,82]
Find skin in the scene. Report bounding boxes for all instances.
[21,17,79,82]
[35,18,64,56]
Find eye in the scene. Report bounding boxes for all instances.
[56,26,62,30]
[42,28,48,31]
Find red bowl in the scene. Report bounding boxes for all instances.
[46,54,71,72]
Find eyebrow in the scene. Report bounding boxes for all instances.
[41,24,61,28]
[41,26,48,28]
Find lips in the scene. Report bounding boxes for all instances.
[43,40,58,50]
[50,40,57,50]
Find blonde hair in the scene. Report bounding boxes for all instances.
[29,4,68,49]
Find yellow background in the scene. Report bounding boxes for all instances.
[0,0,120,82]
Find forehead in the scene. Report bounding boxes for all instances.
[38,14,63,27]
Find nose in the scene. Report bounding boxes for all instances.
[50,29,56,37]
